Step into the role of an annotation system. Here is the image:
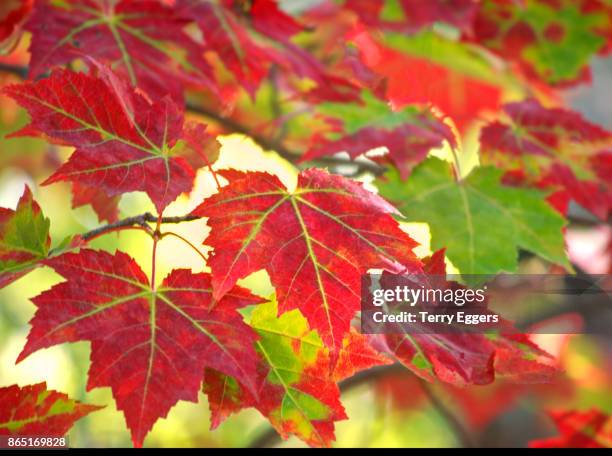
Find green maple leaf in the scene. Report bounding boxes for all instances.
[0,186,50,287]
[377,157,570,276]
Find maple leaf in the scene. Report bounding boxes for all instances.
[422,253,559,385]
[369,267,498,385]
[179,0,270,96]
[372,250,559,385]
[303,91,456,179]
[530,409,612,448]
[382,332,496,385]
[346,25,503,130]
[492,334,558,384]
[371,252,493,385]
[179,0,357,101]
[4,68,208,213]
[203,299,390,447]
[178,0,298,97]
[192,169,421,352]
[480,99,612,220]
[249,0,303,42]
[470,0,611,86]
[19,249,262,447]
[180,121,221,171]
[333,327,393,382]
[377,157,570,276]
[0,185,50,288]
[0,382,102,436]
[25,0,215,101]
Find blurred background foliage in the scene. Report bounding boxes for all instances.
[0,10,611,448]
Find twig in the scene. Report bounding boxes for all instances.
[0,62,27,78]
[186,101,385,175]
[161,230,208,264]
[81,212,200,241]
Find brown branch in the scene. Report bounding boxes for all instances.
[185,101,385,175]
[81,212,200,241]
[0,62,27,78]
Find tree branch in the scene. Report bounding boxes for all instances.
[185,101,385,175]
[81,212,200,241]
[0,62,27,78]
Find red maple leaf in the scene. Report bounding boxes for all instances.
[0,382,102,436]
[333,328,393,381]
[347,24,502,130]
[18,249,263,447]
[480,99,612,220]
[530,409,612,448]
[4,68,208,214]
[179,0,358,101]
[203,299,391,447]
[25,0,215,101]
[192,169,421,353]
[304,108,456,180]
[373,250,559,385]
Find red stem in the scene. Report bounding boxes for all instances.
[151,215,162,290]
[161,231,208,265]
[201,148,222,191]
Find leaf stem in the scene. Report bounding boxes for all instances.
[160,231,208,265]
[151,215,162,290]
[449,146,463,182]
[202,149,221,191]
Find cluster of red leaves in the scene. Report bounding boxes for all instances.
[0,0,610,449]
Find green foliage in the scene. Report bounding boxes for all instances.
[377,157,570,276]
